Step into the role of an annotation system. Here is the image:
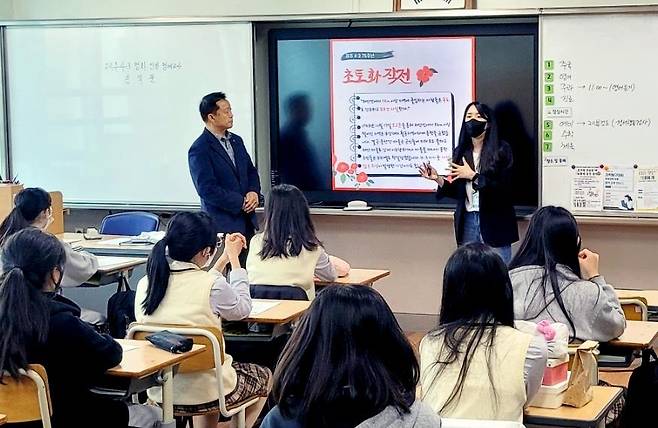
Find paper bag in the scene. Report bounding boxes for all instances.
[564,340,598,407]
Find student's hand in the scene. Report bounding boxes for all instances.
[243,192,259,213]
[418,162,444,186]
[578,249,600,280]
[228,232,248,250]
[449,158,476,180]
[224,233,246,257]
[214,233,247,272]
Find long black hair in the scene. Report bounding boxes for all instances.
[425,242,514,412]
[273,285,419,428]
[0,228,66,379]
[509,206,582,338]
[0,188,51,245]
[142,212,216,316]
[453,101,504,176]
[259,184,321,259]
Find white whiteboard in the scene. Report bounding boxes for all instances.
[541,14,658,214]
[6,23,254,207]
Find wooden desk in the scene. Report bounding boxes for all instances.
[60,232,154,257]
[0,414,6,425]
[616,289,658,310]
[607,320,658,350]
[106,339,205,425]
[244,299,311,324]
[525,386,623,427]
[84,256,147,287]
[315,268,390,286]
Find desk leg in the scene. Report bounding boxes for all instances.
[161,366,174,425]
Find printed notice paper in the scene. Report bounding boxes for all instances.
[571,166,604,211]
[603,166,635,211]
[636,167,658,212]
[330,37,474,191]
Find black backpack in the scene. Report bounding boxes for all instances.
[619,349,658,427]
[107,278,136,339]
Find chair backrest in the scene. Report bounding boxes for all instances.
[620,298,648,321]
[99,211,160,236]
[127,323,224,373]
[0,364,52,427]
[250,284,309,301]
[126,323,254,418]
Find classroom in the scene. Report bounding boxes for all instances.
[1,0,658,427]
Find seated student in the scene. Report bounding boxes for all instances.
[0,228,127,428]
[420,243,547,421]
[508,206,626,342]
[261,285,441,428]
[135,212,271,428]
[246,184,338,300]
[0,187,98,287]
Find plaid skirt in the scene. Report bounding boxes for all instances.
[173,361,271,416]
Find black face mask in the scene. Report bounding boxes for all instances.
[465,119,487,138]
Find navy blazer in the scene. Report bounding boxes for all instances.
[188,128,261,235]
[437,140,518,247]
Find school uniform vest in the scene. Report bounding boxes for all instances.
[420,326,531,421]
[135,261,237,405]
[246,233,321,300]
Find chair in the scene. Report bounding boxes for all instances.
[596,298,648,371]
[250,284,309,301]
[0,364,52,427]
[127,324,259,428]
[619,297,648,321]
[99,212,160,236]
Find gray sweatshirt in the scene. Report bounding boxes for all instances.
[0,241,98,287]
[60,241,99,287]
[357,402,441,428]
[261,401,441,428]
[509,264,626,342]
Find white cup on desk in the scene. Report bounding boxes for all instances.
[84,227,101,240]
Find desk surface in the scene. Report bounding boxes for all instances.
[60,232,154,256]
[525,386,623,426]
[244,299,311,324]
[96,256,146,274]
[617,289,658,309]
[608,320,658,349]
[316,268,390,286]
[108,339,205,379]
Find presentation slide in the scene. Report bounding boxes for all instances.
[330,37,474,192]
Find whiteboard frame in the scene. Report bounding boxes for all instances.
[539,10,658,219]
[2,20,256,210]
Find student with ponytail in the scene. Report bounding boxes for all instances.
[0,187,98,287]
[0,228,126,428]
[135,211,271,428]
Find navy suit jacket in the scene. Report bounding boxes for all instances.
[188,128,261,235]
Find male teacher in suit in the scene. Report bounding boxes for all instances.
[189,92,262,241]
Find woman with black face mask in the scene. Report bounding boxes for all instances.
[419,102,518,263]
[0,228,127,428]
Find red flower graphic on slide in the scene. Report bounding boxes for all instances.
[333,160,375,188]
[336,162,349,173]
[416,66,438,87]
